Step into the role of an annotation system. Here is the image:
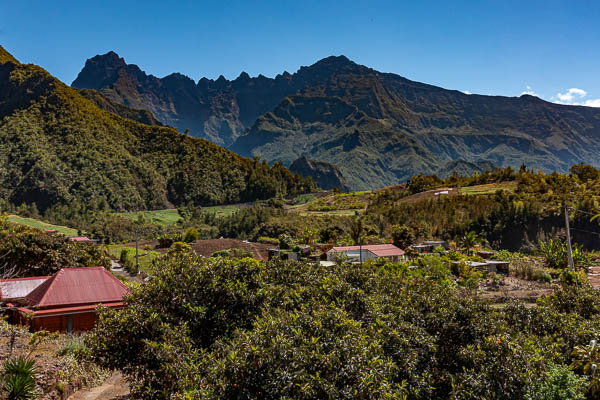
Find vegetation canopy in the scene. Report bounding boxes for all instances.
[87,253,598,399]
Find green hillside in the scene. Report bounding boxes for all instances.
[0,45,314,217]
[7,215,79,236]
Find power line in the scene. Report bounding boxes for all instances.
[568,207,599,217]
[570,228,600,237]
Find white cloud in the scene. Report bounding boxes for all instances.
[462,90,471,95]
[551,87,600,107]
[584,99,600,107]
[555,88,587,102]
[521,85,539,97]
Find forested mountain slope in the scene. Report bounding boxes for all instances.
[0,45,313,215]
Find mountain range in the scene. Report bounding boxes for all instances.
[72,52,600,190]
[0,45,312,215]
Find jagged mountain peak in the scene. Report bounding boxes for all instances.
[236,71,251,81]
[87,51,126,68]
[299,55,368,75]
[72,50,130,90]
[311,55,353,67]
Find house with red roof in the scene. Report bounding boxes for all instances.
[326,244,406,263]
[12,267,128,333]
[68,236,96,243]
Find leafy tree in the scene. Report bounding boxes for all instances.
[0,217,109,277]
[390,224,414,249]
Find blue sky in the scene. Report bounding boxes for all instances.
[2,0,599,106]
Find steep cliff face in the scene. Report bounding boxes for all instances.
[74,52,600,190]
[289,156,350,191]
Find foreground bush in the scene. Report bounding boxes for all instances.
[86,253,600,399]
[0,217,110,276]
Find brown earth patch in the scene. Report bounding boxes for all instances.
[399,187,459,203]
[478,275,555,303]
[121,239,272,260]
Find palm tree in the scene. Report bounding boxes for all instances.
[460,231,480,255]
[350,217,364,245]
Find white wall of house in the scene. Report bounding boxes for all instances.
[327,249,405,263]
[327,249,369,262]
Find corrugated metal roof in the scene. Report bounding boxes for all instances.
[331,244,405,256]
[25,267,129,308]
[0,277,50,301]
[68,236,93,242]
[370,248,405,257]
[19,301,126,316]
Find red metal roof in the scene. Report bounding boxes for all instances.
[25,267,129,308]
[18,302,126,317]
[68,236,93,242]
[0,277,50,301]
[331,244,405,256]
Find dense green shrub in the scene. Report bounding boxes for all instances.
[0,217,109,276]
[525,363,587,400]
[183,227,199,243]
[157,232,182,248]
[86,254,600,399]
[211,248,252,259]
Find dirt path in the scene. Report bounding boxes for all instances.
[68,372,129,400]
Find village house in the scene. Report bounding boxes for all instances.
[68,236,96,244]
[410,240,449,254]
[2,267,128,333]
[327,244,406,263]
[452,260,510,274]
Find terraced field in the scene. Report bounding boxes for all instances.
[117,204,243,226]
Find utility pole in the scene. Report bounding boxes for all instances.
[135,231,139,272]
[359,238,363,265]
[565,205,575,272]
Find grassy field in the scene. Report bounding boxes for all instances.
[116,209,182,226]
[298,209,361,216]
[7,215,78,236]
[204,205,242,217]
[460,181,518,195]
[108,244,163,274]
[118,205,242,225]
[287,193,319,209]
